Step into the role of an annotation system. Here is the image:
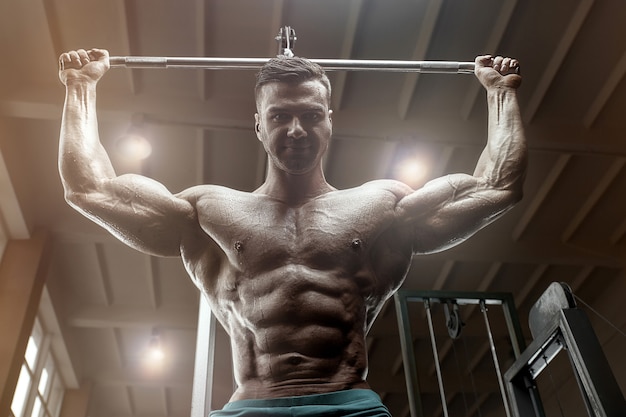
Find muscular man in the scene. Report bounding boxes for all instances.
[58,49,525,416]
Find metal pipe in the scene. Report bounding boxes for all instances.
[109,56,476,74]
[480,301,513,417]
[425,299,450,417]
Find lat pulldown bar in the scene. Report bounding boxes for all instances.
[108,56,477,74]
[109,26,480,74]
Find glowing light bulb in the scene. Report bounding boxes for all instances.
[117,133,152,160]
[145,329,165,368]
[395,158,429,187]
[148,345,165,362]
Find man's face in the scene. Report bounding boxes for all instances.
[255,80,332,175]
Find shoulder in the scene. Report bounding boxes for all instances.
[318,180,415,209]
[175,184,254,204]
[358,179,414,200]
[313,180,416,217]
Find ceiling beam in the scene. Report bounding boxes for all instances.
[0,149,29,239]
[196,129,206,184]
[93,366,192,388]
[113,328,126,369]
[397,0,444,120]
[117,0,138,95]
[584,49,626,128]
[609,217,626,245]
[418,237,621,268]
[515,264,550,310]
[523,0,595,124]
[196,0,209,101]
[461,0,518,120]
[512,154,571,241]
[561,157,625,242]
[95,243,115,306]
[161,386,170,416]
[146,255,159,309]
[330,0,363,111]
[125,385,136,415]
[40,0,62,56]
[4,92,626,157]
[67,305,198,329]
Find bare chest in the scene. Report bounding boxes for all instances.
[208,202,385,269]
[196,191,398,272]
[184,186,415,337]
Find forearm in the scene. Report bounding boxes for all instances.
[474,86,527,195]
[59,81,117,198]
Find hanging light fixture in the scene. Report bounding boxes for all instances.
[146,328,165,363]
[388,138,435,188]
[116,113,152,160]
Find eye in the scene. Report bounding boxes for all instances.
[302,112,321,122]
[271,113,291,122]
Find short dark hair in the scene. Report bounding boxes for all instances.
[255,55,331,105]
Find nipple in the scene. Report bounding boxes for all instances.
[234,241,244,252]
[351,238,363,250]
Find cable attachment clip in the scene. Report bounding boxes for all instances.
[275,26,297,57]
[444,301,464,339]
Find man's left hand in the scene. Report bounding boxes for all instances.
[475,55,522,90]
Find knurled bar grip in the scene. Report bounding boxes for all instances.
[108,56,476,74]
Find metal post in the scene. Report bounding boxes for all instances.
[425,299,449,417]
[191,296,217,417]
[560,309,626,417]
[394,293,425,417]
[480,301,513,417]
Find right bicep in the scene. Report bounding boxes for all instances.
[66,173,198,257]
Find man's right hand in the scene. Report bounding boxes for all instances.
[58,48,110,86]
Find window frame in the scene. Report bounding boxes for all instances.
[9,316,65,417]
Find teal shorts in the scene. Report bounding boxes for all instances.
[209,389,391,417]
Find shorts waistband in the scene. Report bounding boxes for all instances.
[222,389,382,410]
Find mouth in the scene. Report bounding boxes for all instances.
[283,143,312,151]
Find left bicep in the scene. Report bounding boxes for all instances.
[395,173,517,254]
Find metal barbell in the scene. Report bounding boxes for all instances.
[108,56,477,74]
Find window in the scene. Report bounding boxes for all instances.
[9,318,65,417]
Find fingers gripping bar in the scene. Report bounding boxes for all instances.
[108,56,477,74]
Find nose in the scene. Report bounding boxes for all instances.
[287,117,307,139]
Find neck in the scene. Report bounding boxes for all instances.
[256,165,334,206]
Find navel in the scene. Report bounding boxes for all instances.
[288,355,303,365]
[351,238,363,250]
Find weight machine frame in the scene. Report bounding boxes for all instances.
[504,304,626,417]
[394,289,536,417]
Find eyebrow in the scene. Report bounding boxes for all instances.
[265,104,326,113]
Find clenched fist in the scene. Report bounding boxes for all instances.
[474,55,521,90]
[58,48,110,86]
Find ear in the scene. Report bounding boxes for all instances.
[254,113,261,140]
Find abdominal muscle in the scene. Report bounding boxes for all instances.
[220,264,373,401]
